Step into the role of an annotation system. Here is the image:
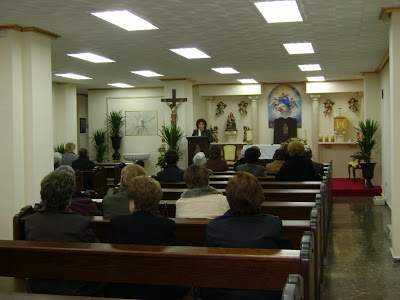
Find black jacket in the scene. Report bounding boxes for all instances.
[156,165,184,183]
[72,158,95,171]
[276,157,322,181]
[192,128,213,143]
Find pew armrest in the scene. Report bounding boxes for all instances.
[282,274,304,300]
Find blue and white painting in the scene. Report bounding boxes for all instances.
[268,84,302,128]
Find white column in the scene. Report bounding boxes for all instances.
[204,96,214,127]
[0,28,55,239]
[310,94,321,161]
[249,95,259,144]
[53,83,78,146]
[389,12,400,259]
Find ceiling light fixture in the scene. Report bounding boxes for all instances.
[131,70,164,77]
[298,64,321,71]
[307,76,326,82]
[212,67,239,74]
[170,48,210,59]
[283,42,314,54]
[67,52,115,63]
[107,83,134,88]
[55,73,92,80]
[91,10,158,31]
[254,0,303,23]
[237,78,258,84]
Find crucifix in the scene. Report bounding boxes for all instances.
[161,89,187,126]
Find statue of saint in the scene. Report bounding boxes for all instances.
[226,112,237,131]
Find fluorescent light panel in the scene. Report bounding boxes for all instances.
[91,10,158,31]
[298,64,321,71]
[307,76,325,82]
[237,79,258,84]
[108,83,134,88]
[212,67,239,74]
[131,70,164,77]
[55,73,92,80]
[170,48,210,59]
[283,42,314,54]
[255,1,303,23]
[67,52,115,63]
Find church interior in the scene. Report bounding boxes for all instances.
[1,0,400,299]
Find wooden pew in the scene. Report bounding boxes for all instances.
[0,239,313,299]
[160,181,323,190]
[0,292,127,299]
[75,167,108,198]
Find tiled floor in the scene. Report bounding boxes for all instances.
[322,200,400,300]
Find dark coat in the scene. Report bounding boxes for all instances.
[206,159,228,172]
[236,163,266,177]
[24,211,102,296]
[192,128,214,143]
[276,157,322,181]
[156,165,184,183]
[102,187,130,219]
[72,158,95,171]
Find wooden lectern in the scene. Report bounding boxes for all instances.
[186,136,210,165]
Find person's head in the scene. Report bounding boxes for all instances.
[209,145,222,160]
[196,118,207,130]
[272,148,287,161]
[244,146,261,163]
[164,149,179,166]
[226,172,265,215]
[40,170,75,211]
[78,148,89,159]
[54,152,62,169]
[304,147,312,159]
[120,164,146,187]
[193,152,207,167]
[55,165,75,177]
[64,142,76,153]
[184,165,209,189]
[287,141,305,157]
[125,176,162,213]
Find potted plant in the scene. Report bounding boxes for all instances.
[351,119,379,188]
[106,111,125,161]
[54,143,65,154]
[92,129,107,163]
[157,125,183,168]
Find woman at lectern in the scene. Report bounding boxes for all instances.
[192,118,213,143]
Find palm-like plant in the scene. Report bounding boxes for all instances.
[352,119,378,163]
[159,125,183,151]
[92,129,107,162]
[106,111,125,138]
[54,143,65,154]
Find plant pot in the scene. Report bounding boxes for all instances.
[111,136,122,161]
[360,162,376,189]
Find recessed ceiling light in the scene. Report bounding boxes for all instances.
[55,73,92,80]
[91,10,158,31]
[307,76,326,82]
[255,1,303,23]
[170,48,210,59]
[298,64,321,71]
[131,70,164,77]
[283,43,314,55]
[237,79,258,84]
[212,67,239,74]
[67,52,115,63]
[108,83,134,88]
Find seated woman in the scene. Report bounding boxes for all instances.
[176,165,229,219]
[265,148,287,175]
[108,176,180,299]
[236,146,266,177]
[206,145,228,172]
[61,142,78,166]
[72,148,95,171]
[276,141,322,181]
[25,170,102,296]
[155,149,184,182]
[196,172,283,300]
[103,164,146,219]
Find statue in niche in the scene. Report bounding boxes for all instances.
[238,101,249,117]
[323,99,335,117]
[348,97,359,113]
[225,112,237,132]
[211,126,219,143]
[243,126,252,143]
[216,101,227,117]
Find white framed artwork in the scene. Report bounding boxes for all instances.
[125,111,158,136]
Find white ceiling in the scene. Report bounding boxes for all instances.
[1,0,399,90]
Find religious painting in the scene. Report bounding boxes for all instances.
[79,118,87,133]
[125,111,158,136]
[268,84,302,128]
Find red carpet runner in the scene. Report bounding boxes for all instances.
[332,178,382,197]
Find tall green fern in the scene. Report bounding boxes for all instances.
[159,125,183,152]
[352,119,378,163]
[106,111,125,137]
[92,129,107,162]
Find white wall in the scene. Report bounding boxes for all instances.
[381,64,391,205]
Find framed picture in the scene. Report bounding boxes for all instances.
[80,118,87,133]
[125,111,158,136]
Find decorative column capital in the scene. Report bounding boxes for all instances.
[248,95,260,102]
[310,94,321,102]
[203,96,215,102]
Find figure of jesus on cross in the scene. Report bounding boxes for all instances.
[161,89,187,126]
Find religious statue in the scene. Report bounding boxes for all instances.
[216,101,227,117]
[323,99,335,117]
[238,101,249,117]
[243,126,252,143]
[225,112,237,132]
[211,126,219,143]
[161,89,187,126]
[348,97,359,113]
